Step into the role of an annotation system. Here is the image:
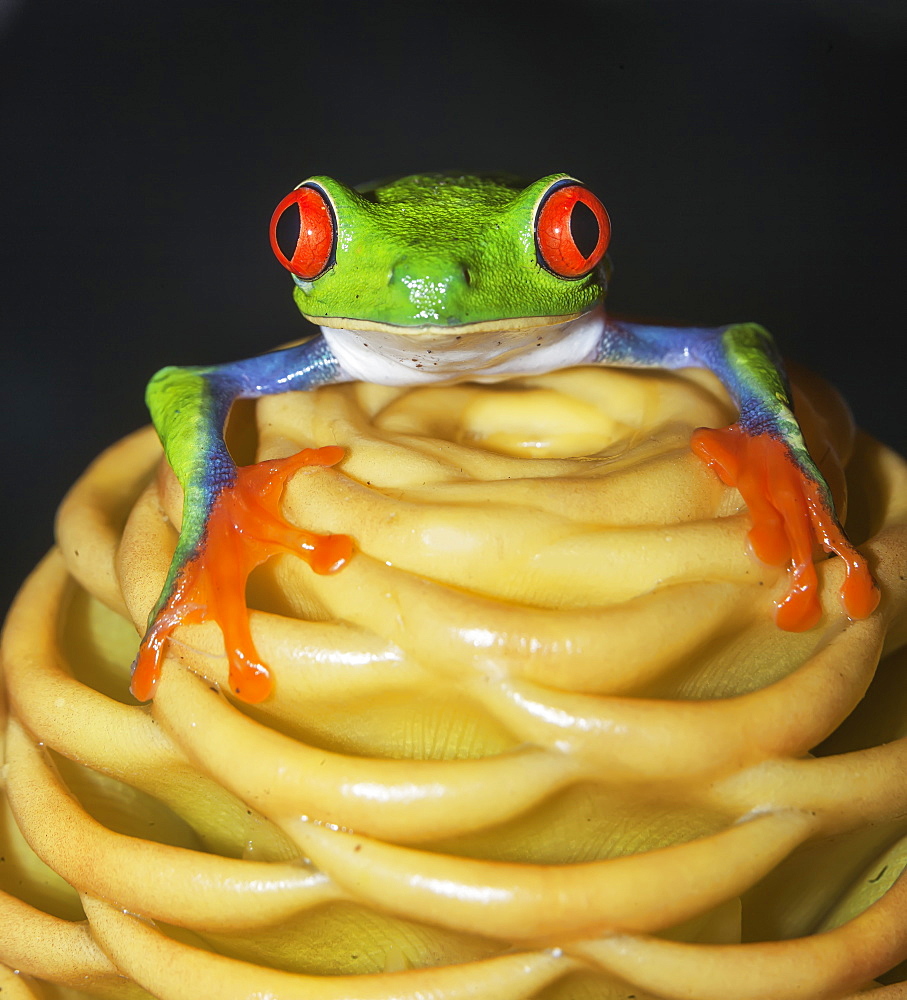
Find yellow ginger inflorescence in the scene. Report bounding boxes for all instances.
[2,365,907,999]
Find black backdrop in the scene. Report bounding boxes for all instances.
[1,0,904,612]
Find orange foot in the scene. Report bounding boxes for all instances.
[691,425,879,630]
[131,446,353,703]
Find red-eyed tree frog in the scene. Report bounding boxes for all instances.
[131,172,879,703]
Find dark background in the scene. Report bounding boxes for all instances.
[1,0,904,613]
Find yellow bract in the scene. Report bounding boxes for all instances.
[2,366,906,998]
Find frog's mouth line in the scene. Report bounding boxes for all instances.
[299,311,587,336]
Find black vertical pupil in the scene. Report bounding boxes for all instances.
[275,204,302,260]
[569,200,600,259]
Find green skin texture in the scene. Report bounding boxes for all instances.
[140,171,849,680]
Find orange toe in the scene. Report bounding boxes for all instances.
[691,425,879,631]
[131,446,352,703]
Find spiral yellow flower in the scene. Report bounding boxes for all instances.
[2,365,906,999]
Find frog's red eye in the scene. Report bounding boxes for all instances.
[535,182,610,278]
[270,184,337,280]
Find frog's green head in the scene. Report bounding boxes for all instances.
[270,172,611,334]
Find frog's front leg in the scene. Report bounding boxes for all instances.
[595,317,879,630]
[131,335,353,703]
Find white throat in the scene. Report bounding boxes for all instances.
[320,306,605,386]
